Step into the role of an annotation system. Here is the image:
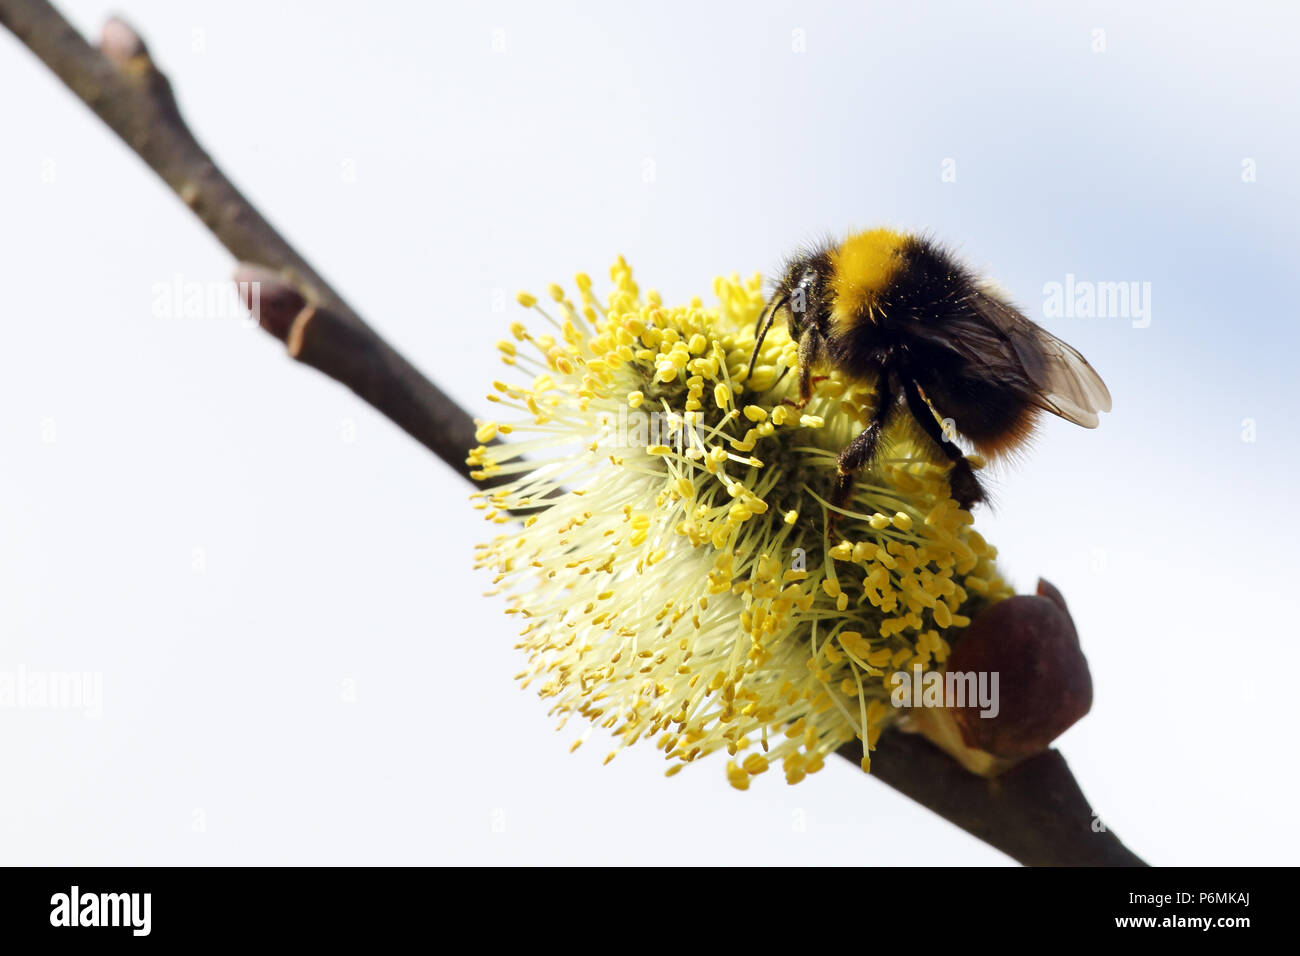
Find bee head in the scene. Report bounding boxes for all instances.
[747,248,824,382]
[778,251,823,339]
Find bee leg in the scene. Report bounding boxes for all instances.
[829,377,895,528]
[784,326,827,409]
[900,380,987,510]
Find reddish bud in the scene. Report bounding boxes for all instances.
[945,578,1093,759]
[232,264,308,342]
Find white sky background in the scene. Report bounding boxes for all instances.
[1,0,1297,865]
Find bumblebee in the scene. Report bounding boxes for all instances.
[748,228,1111,511]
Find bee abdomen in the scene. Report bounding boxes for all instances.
[921,374,1040,459]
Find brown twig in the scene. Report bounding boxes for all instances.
[0,0,482,485]
[1,0,1145,866]
[841,735,1144,866]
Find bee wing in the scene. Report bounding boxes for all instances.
[971,289,1112,428]
[1019,327,1113,427]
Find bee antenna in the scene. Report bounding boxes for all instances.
[747,294,788,382]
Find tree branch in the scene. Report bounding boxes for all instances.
[0,0,482,485]
[1,0,1145,866]
[840,734,1144,866]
